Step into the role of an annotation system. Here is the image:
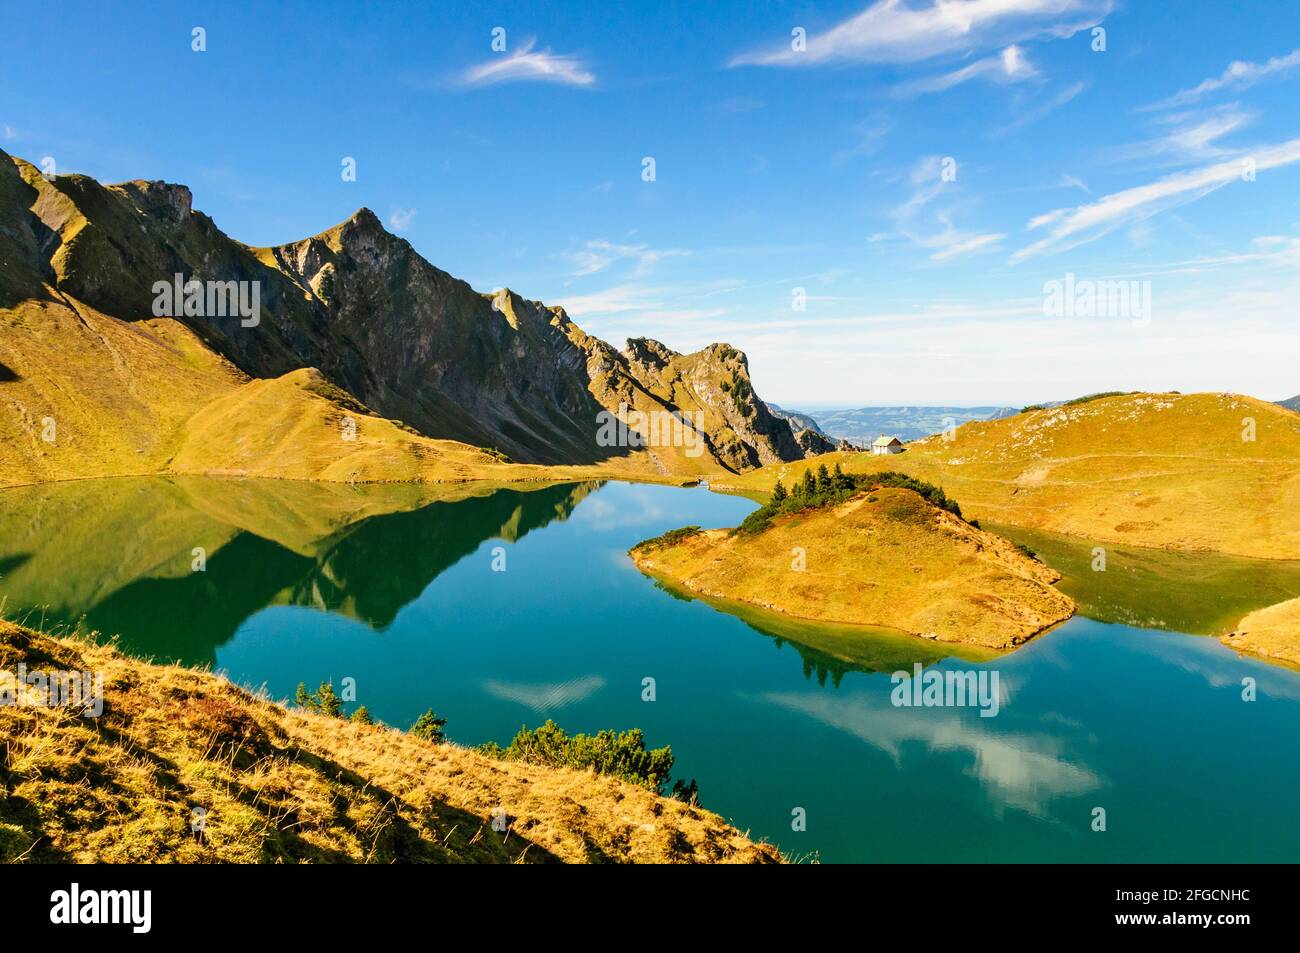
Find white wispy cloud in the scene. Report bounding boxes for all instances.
[1102,234,1300,278]
[1011,137,1300,262]
[1142,47,1300,111]
[1059,173,1090,193]
[895,44,1038,96]
[1112,105,1254,164]
[555,283,667,316]
[388,207,417,231]
[892,155,1005,261]
[833,116,893,162]
[729,0,1111,68]
[564,239,689,279]
[461,39,595,88]
[998,80,1087,133]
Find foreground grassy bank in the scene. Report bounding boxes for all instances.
[0,622,779,864]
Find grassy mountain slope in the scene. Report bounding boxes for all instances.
[717,392,1300,560]
[0,296,244,485]
[169,368,532,483]
[0,622,778,863]
[630,487,1074,649]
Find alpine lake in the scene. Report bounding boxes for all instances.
[3,476,1299,862]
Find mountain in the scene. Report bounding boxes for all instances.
[1280,395,1300,412]
[605,337,801,471]
[0,149,800,486]
[808,406,1019,443]
[630,486,1074,650]
[717,392,1300,561]
[767,403,825,436]
[792,428,837,456]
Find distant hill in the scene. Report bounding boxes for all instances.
[794,406,1019,443]
[1279,394,1300,412]
[717,392,1300,561]
[767,403,826,436]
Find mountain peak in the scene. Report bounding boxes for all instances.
[346,206,383,229]
[623,337,679,368]
[115,179,193,223]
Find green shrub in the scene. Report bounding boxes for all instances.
[735,468,964,536]
[477,719,693,798]
[295,681,343,718]
[632,525,702,552]
[410,709,448,743]
[1013,541,1040,562]
[1063,391,1134,407]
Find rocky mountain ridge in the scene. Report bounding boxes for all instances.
[0,149,802,477]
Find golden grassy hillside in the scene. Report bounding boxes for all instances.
[168,367,540,483]
[1222,598,1300,669]
[0,294,706,489]
[716,393,1300,560]
[630,487,1074,650]
[0,297,244,485]
[0,622,779,864]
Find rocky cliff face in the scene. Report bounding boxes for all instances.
[793,428,837,456]
[1,149,802,471]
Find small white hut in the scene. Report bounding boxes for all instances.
[871,435,904,455]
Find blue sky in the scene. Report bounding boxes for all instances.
[4,1,1299,406]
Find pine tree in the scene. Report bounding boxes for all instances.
[410,709,448,743]
[315,681,342,718]
[802,469,817,497]
[350,706,374,725]
[816,463,832,493]
[294,682,316,712]
[772,479,788,502]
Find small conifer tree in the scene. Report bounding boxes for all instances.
[410,709,448,743]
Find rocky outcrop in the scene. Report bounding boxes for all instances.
[572,334,803,472]
[794,428,837,456]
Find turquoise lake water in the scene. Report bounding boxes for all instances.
[2,476,1298,862]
